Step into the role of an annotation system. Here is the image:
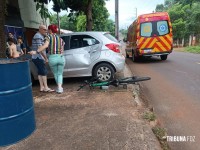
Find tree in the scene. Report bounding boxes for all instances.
[155,0,200,46]
[167,3,187,46]
[155,4,165,12]
[35,2,52,25]
[67,0,112,32]
[105,19,115,36]
[0,0,6,58]
[92,0,109,31]
[175,0,196,7]
[63,0,93,31]
[76,14,87,31]
[50,14,77,31]
[164,0,174,8]
[34,0,109,31]
[187,3,200,34]
[34,0,66,33]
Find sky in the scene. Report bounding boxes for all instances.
[106,0,165,28]
[48,0,165,29]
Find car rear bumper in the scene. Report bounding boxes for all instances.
[112,53,125,72]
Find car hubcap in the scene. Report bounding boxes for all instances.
[97,67,111,81]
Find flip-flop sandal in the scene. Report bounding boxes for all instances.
[44,88,55,92]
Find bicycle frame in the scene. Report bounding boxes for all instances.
[77,76,151,91]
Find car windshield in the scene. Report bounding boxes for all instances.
[140,20,169,37]
[104,33,118,42]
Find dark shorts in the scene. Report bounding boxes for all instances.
[32,58,48,76]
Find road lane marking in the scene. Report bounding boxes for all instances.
[175,70,187,74]
[197,62,200,64]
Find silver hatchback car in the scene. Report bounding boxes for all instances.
[30,32,125,82]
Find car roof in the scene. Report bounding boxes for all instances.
[60,31,109,37]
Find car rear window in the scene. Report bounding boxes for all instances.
[140,20,169,37]
[103,33,118,42]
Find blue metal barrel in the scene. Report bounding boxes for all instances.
[0,60,36,146]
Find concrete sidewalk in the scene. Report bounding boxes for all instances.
[1,65,161,150]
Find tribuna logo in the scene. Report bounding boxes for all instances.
[166,136,195,142]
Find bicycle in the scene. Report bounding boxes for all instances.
[77,76,151,91]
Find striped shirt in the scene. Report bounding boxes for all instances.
[31,32,46,59]
[46,34,65,54]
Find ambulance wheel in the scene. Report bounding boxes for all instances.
[132,51,139,62]
[161,55,168,60]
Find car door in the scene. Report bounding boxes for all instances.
[83,36,101,63]
[61,34,101,77]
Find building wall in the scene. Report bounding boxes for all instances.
[17,0,50,47]
[5,0,50,47]
[5,0,23,27]
[18,0,49,29]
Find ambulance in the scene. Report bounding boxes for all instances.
[125,12,173,61]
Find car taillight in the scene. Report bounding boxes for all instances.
[105,43,120,53]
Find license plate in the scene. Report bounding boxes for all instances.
[143,49,152,53]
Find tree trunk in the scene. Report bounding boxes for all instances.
[181,38,184,47]
[86,0,93,31]
[189,35,192,47]
[0,0,6,58]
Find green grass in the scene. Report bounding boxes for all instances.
[152,127,170,150]
[152,127,166,140]
[185,46,200,54]
[143,112,156,121]
[143,111,170,149]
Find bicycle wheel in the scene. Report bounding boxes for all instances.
[118,76,151,84]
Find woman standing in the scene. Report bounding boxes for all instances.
[29,24,66,93]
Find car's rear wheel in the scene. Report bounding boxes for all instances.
[126,52,129,58]
[93,63,115,82]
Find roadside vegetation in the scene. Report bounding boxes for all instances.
[152,127,170,150]
[185,46,200,54]
[143,111,156,122]
[143,110,170,150]
[156,0,200,47]
[50,13,115,36]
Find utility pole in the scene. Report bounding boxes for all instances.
[115,0,119,40]
[135,7,137,18]
[133,7,137,19]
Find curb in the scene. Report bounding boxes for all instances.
[122,63,163,150]
[122,63,143,106]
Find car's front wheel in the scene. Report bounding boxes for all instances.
[93,63,115,82]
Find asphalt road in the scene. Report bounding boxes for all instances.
[126,50,200,150]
